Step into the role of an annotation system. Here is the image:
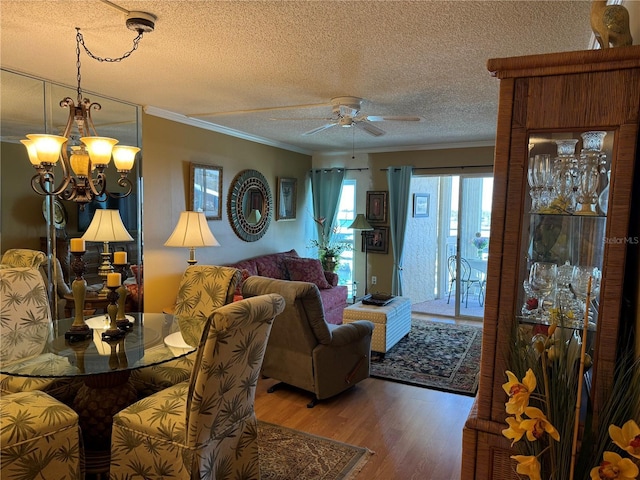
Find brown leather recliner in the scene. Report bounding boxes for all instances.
[242,276,374,407]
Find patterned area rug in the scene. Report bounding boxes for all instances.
[258,421,372,480]
[370,318,482,396]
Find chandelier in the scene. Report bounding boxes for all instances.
[20,11,155,207]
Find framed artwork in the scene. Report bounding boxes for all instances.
[362,226,389,254]
[413,193,430,217]
[190,163,222,220]
[276,177,297,220]
[366,190,388,224]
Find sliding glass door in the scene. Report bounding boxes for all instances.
[448,176,492,318]
[408,174,492,319]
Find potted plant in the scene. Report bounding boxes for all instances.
[309,217,352,272]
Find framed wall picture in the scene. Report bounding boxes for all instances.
[366,190,388,224]
[362,226,389,254]
[276,177,297,220]
[413,193,430,217]
[190,163,222,220]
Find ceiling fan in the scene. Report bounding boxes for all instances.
[275,96,422,137]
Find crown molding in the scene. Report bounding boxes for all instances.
[143,106,314,156]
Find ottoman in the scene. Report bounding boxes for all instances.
[343,296,411,356]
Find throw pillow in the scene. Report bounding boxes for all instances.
[234,268,252,296]
[284,257,332,290]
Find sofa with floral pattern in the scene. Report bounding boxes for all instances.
[227,249,348,324]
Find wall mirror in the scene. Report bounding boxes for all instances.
[1,68,143,308]
[227,169,272,242]
[190,163,222,220]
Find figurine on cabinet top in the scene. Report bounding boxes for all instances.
[590,0,633,48]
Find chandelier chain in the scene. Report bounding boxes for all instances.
[76,28,144,65]
[75,27,143,103]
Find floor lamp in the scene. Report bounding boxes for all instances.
[348,214,373,298]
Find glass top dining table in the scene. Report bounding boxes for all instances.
[0,312,195,378]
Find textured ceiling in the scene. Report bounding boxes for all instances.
[0,1,601,154]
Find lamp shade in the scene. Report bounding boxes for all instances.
[348,214,373,230]
[82,209,133,242]
[112,145,140,171]
[246,209,262,224]
[165,211,220,248]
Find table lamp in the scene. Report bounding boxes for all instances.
[165,211,220,265]
[348,214,374,297]
[82,209,133,296]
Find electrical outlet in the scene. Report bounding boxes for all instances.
[371,276,377,285]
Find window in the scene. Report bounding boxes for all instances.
[335,180,356,297]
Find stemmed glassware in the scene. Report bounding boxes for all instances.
[528,262,557,319]
[527,154,553,212]
[556,261,576,311]
[571,265,598,326]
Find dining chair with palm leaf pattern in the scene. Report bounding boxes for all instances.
[0,390,84,479]
[129,265,241,397]
[110,293,285,479]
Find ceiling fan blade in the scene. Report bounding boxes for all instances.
[365,115,422,122]
[302,123,337,136]
[270,116,334,121]
[355,121,385,137]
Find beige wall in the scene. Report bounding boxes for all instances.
[141,114,312,313]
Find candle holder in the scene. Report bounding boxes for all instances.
[113,262,133,330]
[65,251,93,342]
[102,286,125,341]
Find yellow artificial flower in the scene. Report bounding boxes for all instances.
[503,369,536,415]
[609,420,640,459]
[511,455,542,480]
[590,451,639,480]
[502,416,526,445]
[520,407,560,442]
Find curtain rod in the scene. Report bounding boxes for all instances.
[310,167,369,172]
[380,165,493,171]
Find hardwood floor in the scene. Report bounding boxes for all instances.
[255,376,474,480]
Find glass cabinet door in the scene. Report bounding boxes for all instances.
[517,130,613,336]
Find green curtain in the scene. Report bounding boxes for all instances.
[387,166,412,296]
[310,168,345,244]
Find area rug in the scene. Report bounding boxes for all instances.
[258,421,372,480]
[370,318,482,396]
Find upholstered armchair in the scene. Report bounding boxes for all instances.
[130,265,241,397]
[110,293,285,479]
[241,276,374,407]
[0,390,84,479]
[0,266,80,404]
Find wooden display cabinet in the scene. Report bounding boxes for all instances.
[462,46,640,479]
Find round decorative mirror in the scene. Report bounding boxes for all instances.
[227,169,272,242]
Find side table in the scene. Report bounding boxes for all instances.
[343,296,411,357]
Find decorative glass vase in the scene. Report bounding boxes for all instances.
[576,131,607,215]
[553,139,579,213]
